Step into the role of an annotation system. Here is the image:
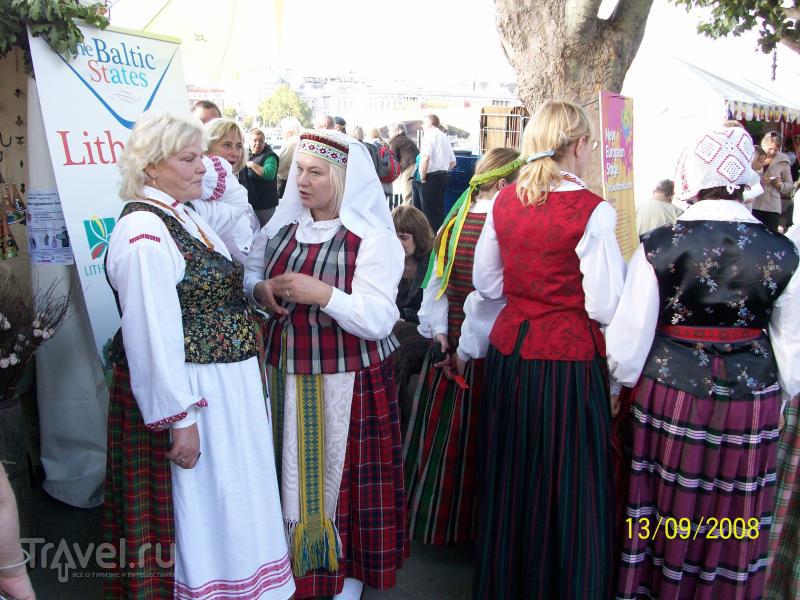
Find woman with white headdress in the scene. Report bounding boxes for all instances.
[609,126,800,599]
[245,130,407,600]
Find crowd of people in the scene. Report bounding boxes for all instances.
[2,96,800,600]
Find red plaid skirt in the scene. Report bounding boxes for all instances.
[103,364,175,598]
[293,356,408,598]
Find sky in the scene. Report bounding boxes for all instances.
[107,0,800,99]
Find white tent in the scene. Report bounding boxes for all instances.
[622,56,800,205]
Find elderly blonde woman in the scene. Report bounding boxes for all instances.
[245,130,407,600]
[103,113,294,599]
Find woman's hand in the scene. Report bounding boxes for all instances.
[453,353,468,377]
[253,279,289,317]
[270,273,333,307]
[0,570,36,600]
[610,394,621,418]
[166,424,201,469]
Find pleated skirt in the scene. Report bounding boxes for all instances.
[473,342,614,600]
[290,357,408,599]
[616,377,780,600]
[403,355,483,545]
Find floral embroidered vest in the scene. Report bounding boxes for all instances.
[262,223,398,374]
[641,219,798,398]
[489,184,605,360]
[108,202,257,365]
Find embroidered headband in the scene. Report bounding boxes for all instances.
[526,150,555,163]
[298,132,349,167]
[422,156,525,298]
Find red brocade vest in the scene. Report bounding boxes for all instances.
[262,223,398,374]
[489,184,605,360]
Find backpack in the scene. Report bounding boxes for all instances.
[376,142,402,183]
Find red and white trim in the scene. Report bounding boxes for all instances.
[145,399,208,431]
[208,156,227,200]
[174,554,293,599]
[128,233,161,245]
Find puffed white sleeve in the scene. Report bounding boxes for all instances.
[322,228,403,340]
[243,226,270,303]
[191,156,249,238]
[576,201,626,325]
[456,208,507,361]
[769,254,800,409]
[606,244,660,387]
[106,211,205,430]
[417,272,449,339]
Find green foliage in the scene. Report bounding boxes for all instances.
[258,85,312,128]
[222,106,238,119]
[242,115,254,129]
[0,0,110,73]
[671,0,800,53]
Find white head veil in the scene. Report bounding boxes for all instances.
[265,129,395,239]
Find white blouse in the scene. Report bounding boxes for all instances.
[456,176,627,361]
[606,199,800,406]
[106,187,232,428]
[417,195,495,350]
[244,208,405,341]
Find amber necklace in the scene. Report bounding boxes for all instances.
[144,197,215,251]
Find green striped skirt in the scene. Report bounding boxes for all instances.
[473,338,614,599]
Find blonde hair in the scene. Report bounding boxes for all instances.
[351,125,364,141]
[205,118,246,173]
[433,147,520,251]
[118,113,205,200]
[516,100,593,206]
[328,161,346,216]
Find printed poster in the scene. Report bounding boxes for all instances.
[28,23,187,370]
[26,189,74,265]
[599,91,638,260]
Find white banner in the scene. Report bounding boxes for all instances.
[28,23,187,372]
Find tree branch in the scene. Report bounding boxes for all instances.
[564,0,605,35]
[609,0,655,33]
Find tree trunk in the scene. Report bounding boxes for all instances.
[495,0,653,188]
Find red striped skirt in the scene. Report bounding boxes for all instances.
[293,356,408,598]
[103,364,175,599]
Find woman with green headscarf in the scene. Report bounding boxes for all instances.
[403,147,522,545]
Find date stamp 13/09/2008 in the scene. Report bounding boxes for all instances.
[626,516,761,541]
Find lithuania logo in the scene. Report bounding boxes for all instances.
[84,216,116,259]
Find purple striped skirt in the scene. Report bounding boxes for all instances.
[616,376,781,600]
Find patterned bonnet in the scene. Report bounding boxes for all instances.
[674,127,757,201]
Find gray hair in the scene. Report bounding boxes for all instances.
[280,116,302,138]
[389,123,406,136]
[118,113,206,200]
[654,179,674,197]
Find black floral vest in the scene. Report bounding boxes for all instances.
[108,202,257,365]
[641,220,798,398]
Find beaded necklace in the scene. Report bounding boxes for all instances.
[144,197,215,251]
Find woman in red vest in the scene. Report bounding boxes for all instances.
[244,130,407,600]
[457,100,626,599]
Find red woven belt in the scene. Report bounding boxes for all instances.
[658,325,763,343]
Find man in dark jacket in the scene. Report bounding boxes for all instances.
[388,123,419,204]
[240,128,279,226]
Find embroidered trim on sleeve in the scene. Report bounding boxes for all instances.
[129,234,161,245]
[145,398,209,431]
[209,156,227,200]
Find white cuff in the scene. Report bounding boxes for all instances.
[322,287,353,321]
[456,346,471,362]
[171,404,197,429]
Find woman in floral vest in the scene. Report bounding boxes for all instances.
[608,126,800,599]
